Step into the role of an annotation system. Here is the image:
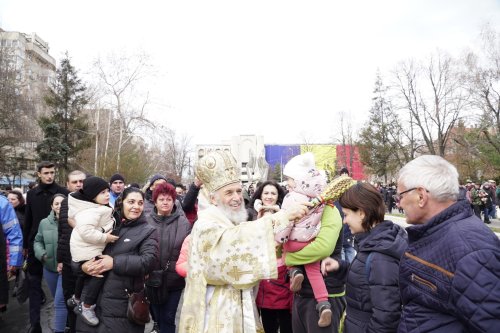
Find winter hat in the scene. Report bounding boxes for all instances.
[80,176,110,201]
[283,152,316,180]
[109,173,125,184]
[148,174,167,188]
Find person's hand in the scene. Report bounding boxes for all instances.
[194,176,202,188]
[105,231,119,243]
[41,254,47,263]
[284,202,311,222]
[321,257,340,275]
[6,266,18,280]
[83,255,113,277]
[57,262,63,273]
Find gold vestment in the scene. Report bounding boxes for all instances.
[178,205,292,333]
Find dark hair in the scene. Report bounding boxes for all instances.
[250,180,286,208]
[37,161,55,172]
[50,193,67,206]
[338,182,385,232]
[114,187,145,220]
[8,190,25,206]
[153,182,177,203]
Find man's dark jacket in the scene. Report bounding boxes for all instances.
[398,199,500,333]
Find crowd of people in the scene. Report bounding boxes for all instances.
[0,154,499,333]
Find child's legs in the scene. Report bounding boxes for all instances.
[71,261,87,299]
[54,273,68,332]
[43,267,58,297]
[304,261,328,303]
[82,275,106,305]
[283,240,308,253]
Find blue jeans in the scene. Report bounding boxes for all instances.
[150,289,183,333]
[44,267,68,332]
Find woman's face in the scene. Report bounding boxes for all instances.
[261,184,279,206]
[52,196,64,217]
[342,207,365,234]
[7,193,20,208]
[155,193,174,216]
[123,192,144,220]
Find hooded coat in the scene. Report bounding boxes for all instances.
[338,221,408,333]
[69,194,114,262]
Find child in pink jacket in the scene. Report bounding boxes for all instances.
[277,152,332,327]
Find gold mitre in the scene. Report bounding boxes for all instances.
[195,151,241,193]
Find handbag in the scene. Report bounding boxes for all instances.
[126,288,150,325]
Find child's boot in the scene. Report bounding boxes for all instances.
[289,267,304,292]
[317,301,332,327]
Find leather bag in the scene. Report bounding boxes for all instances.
[126,288,150,325]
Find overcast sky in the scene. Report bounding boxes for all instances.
[1,0,500,146]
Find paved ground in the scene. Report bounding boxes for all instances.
[388,213,500,237]
[0,280,155,333]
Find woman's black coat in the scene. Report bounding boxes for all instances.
[76,214,159,333]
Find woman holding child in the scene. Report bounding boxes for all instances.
[75,186,158,333]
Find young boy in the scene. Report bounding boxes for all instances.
[68,176,118,326]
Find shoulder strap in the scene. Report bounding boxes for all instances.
[365,252,374,281]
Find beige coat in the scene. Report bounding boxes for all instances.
[69,195,115,262]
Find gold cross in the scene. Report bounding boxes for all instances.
[227,266,252,281]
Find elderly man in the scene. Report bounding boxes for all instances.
[397,155,500,333]
[178,151,309,333]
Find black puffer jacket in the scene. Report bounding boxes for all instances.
[145,202,191,304]
[57,197,72,265]
[76,214,159,333]
[340,221,408,333]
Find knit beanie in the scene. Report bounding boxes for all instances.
[148,174,167,188]
[283,152,316,180]
[80,176,110,201]
[109,173,125,184]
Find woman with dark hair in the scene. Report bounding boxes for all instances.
[248,180,286,220]
[145,182,191,333]
[321,182,408,333]
[8,190,26,230]
[75,187,159,333]
[34,193,68,333]
[249,181,292,333]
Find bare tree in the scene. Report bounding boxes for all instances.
[393,51,471,157]
[157,127,192,182]
[93,52,154,172]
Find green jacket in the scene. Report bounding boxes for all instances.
[34,211,59,272]
[285,204,342,265]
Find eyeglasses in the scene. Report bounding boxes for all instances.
[395,188,417,201]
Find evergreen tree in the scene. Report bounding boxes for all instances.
[36,122,69,164]
[38,53,90,179]
[358,72,404,183]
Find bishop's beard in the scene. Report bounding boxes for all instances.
[214,197,248,225]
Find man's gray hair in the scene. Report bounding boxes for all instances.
[398,155,459,202]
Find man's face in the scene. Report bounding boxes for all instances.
[211,183,247,224]
[175,186,184,196]
[111,180,125,194]
[397,185,425,225]
[38,167,55,184]
[67,173,85,192]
